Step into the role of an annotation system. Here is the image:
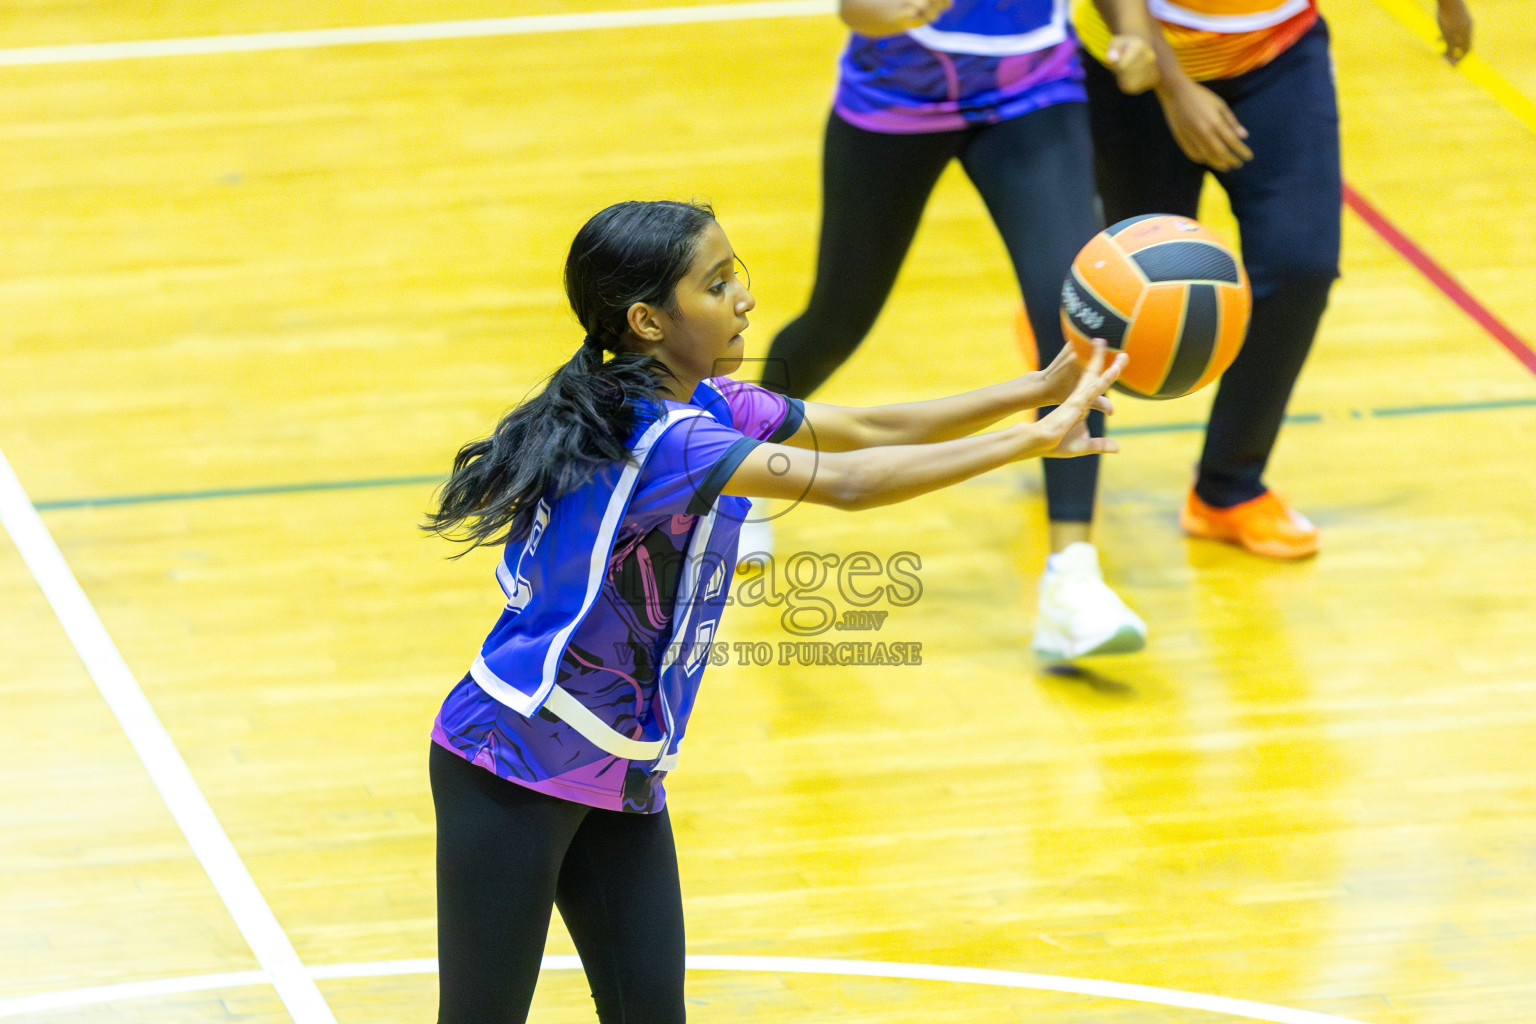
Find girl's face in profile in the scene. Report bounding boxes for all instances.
[648,220,755,391]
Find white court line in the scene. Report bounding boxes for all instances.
[0,1,835,66]
[0,973,269,1018]
[0,450,337,1024]
[0,956,1375,1023]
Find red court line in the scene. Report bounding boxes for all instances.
[1343,182,1536,376]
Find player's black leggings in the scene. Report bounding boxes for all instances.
[431,742,686,1024]
[1084,18,1341,508]
[763,101,1104,522]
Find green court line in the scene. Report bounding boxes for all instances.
[33,474,443,511]
[27,397,1535,512]
[1367,397,1536,417]
[1114,411,1323,436]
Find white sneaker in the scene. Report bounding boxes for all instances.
[1031,542,1146,660]
[735,499,774,570]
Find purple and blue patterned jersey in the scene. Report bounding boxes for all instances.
[433,378,803,814]
[834,0,1086,133]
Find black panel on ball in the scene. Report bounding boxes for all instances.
[1105,213,1166,237]
[1132,241,1241,284]
[1159,283,1219,398]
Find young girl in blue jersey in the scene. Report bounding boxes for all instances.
[423,198,1125,1024]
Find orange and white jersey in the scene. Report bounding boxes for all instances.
[1147,0,1311,33]
[1074,0,1319,80]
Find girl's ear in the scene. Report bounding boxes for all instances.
[626,301,666,348]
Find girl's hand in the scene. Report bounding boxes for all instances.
[1031,339,1128,458]
[1105,33,1160,94]
[1437,0,1472,64]
[1032,341,1118,414]
[1156,75,1252,171]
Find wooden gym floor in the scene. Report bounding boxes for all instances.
[2,2,1534,1022]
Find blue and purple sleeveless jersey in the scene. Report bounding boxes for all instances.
[834,0,1086,133]
[432,378,803,814]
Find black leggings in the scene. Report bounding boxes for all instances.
[1084,20,1341,507]
[431,743,686,1024]
[763,103,1105,522]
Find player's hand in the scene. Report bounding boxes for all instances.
[840,0,952,35]
[1105,34,1160,94]
[1032,339,1127,459]
[1156,75,1252,171]
[896,0,953,29]
[1032,341,1117,414]
[1437,0,1472,64]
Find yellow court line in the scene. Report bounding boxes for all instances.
[1369,0,1536,134]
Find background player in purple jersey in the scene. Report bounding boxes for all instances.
[754,0,1165,662]
[423,199,1126,1024]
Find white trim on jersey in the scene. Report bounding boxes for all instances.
[651,504,720,765]
[543,686,668,760]
[1147,0,1310,33]
[907,0,1067,56]
[477,426,724,766]
[469,407,708,718]
[470,653,541,717]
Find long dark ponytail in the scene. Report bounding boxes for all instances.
[424,200,716,551]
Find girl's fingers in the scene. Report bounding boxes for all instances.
[1084,337,1108,374]
[1083,350,1126,396]
[1069,344,1116,398]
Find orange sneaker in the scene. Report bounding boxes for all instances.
[1180,489,1319,560]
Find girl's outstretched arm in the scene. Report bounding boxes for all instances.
[724,343,1127,510]
[781,342,1115,452]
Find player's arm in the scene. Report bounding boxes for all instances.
[1090,0,1162,93]
[1140,11,1255,171]
[1148,38,1251,170]
[1101,0,1250,170]
[777,343,1116,452]
[838,0,952,37]
[723,345,1126,509]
